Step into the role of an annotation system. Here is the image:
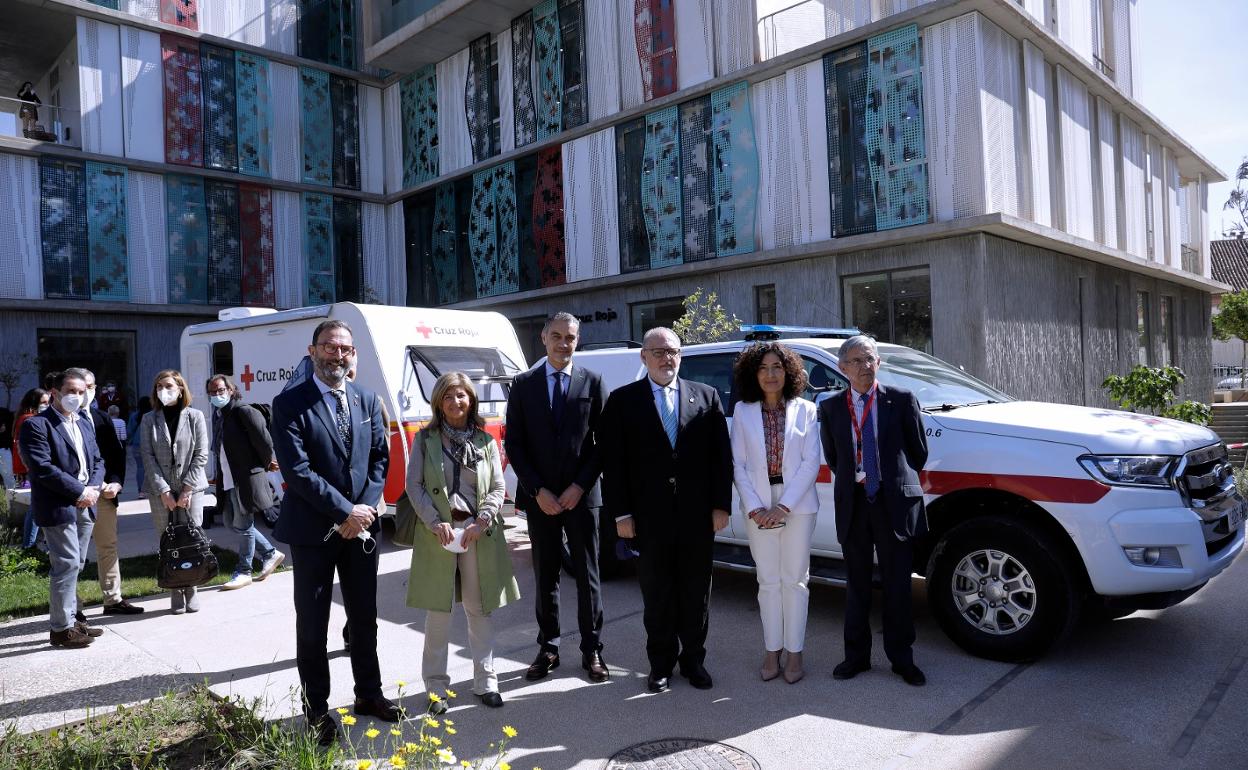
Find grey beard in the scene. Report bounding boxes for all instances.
[315,362,348,387]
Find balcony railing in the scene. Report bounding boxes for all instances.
[0,97,80,148]
[1181,245,1201,275]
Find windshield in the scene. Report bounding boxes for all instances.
[406,345,523,405]
[824,345,1012,409]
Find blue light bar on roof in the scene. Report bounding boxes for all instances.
[740,324,862,341]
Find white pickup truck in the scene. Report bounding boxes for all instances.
[575,327,1245,662]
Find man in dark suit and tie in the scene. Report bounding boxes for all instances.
[272,320,395,746]
[506,312,610,683]
[19,368,106,648]
[819,335,929,687]
[599,327,733,693]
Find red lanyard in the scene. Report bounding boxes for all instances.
[846,385,876,472]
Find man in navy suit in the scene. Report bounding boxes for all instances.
[19,368,106,648]
[505,312,610,683]
[819,335,929,687]
[272,320,394,746]
[599,327,733,693]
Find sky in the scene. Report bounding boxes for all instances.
[1137,0,1248,236]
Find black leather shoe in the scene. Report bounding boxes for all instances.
[892,663,926,687]
[354,696,401,722]
[103,599,145,615]
[833,660,871,680]
[525,650,560,681]
[74,609,87,623]
[679,664,713,690]
[646,673,670,693]
[582,651,609,682]
[308,713,337,747]
[479,691,504,708]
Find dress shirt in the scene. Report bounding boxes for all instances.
[650,378,678,421]
[219,444,235,491]
[545,361,573,404]
[313,374,351,423]
[849,383,879,475]
[57,408,90,485]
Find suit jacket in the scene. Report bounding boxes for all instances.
[271,377,389,546]
[599,377,732,541]
[88,405,125,486]
[219,400,276,514]
[19,409,105,527]
[818,383,928,543]
[139,407,210,497]
[504,362,607,513]
[730,398,822,517]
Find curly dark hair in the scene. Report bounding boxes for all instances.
[733,342,808,404]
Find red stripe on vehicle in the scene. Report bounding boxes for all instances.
[814,466,1110,504]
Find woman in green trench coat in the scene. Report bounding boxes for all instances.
[406,372,519,711]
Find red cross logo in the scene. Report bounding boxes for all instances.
[240,364,255,391]
[415,321,433,339]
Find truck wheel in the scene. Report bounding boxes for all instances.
[927,516,1078,662]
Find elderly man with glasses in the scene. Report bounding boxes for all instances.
[599,327,732,694]
[819,335,929,687]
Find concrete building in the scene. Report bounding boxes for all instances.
[0,0,1226,415]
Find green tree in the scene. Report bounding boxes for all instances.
[672,287,742,344]
[1101,365,1211,426]
[1213,290,1248,388]
[1224,157,1248,236]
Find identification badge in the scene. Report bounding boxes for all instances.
[855,470,866,483]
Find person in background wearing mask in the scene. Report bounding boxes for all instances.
[127,396,151,496]
[139,370,209,614]
[18,369,105,648]
[98,381,122,413]
[13,388,49,548]
[80,368,145,617]
[206,374,285,590]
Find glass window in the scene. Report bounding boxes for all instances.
[630,297,685,341]
[678,353,738,415]
[212,341,233,376]
[1137,291,1151,366]
[1160,295,1175,367]
[754,284,776,325]
[37,328,138,412]
[333,197,363,302]
[511,315,547,365]
[406,345,523,405]
[842,267,932,352]
[801,357,847,404]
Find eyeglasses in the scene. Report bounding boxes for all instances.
[842,356,879,368]
[316,343,356,356]
[644,347,681,359]
[207,388,229,396]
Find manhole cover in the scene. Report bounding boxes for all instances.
[605,738,761,770]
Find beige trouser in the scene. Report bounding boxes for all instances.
[93,496,122,605]
[423,540,497,696]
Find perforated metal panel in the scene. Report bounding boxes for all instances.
[122,26,164,164]
[921,17,980,223]
[532,147,566,287]
[1111,0,1133,96]
[469,162,521,298]
[1054,0,1093,62]
[643,106,683,268]
[206,180,242,304]
[534,0,563,139]
[302,192,334,303]
[165,173,208,304]
[1022,39,1051,226]
[788,60,831,244]
[679,97,715,262]
[383,82,404,194]
[126,170,166,304]
[1118,115,1147,258]
[713,0,757,76]
[825,42,876,233]
[238,183,274,306]
[437,49,473,176]
[235,51,271,178]
[385,202,407,304]
[563,127,620,281]
[0,154,42,300]
[867,25,927,231]
[467,35,495,162]
[362,202,388,302]
[330,75,360,190]
[201,43,239,172]
[268,0,299,55]
[86,162,129,301]
[824,0,872,37]
[400,66,438,187]
[753,74,793,250]
[648,0,679,100]
[40,158,89,300]
[404,192,438,306]
[359,84,384,194]
[162,34,203,166]
[1163,146,1181,268]
[616,117,648,273]
[497,28,516,153]
[1056,65,1094,240]
[710,80,758,256]
[1095,96,1118,249]
[431,183,460,304]
[123,0,159,20]
[301,67,333,186]
[978,17,1023,219]
[269,62,301,183]
[511,13,539,147]
[78,18,124,157]
[271,190,302,307]
[757,0,825,60]
[618,0,645,109]
[332,197,363,301]
[584,0,620,121]
[160,0,198,30]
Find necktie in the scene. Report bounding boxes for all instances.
[332,389,352,454]
[659,386,677,447]
[861,392,880,499]
[551,371,566,429]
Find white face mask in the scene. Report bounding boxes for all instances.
[37,403,49,413]
[60,393,84,413]
[157,387,179,406]
[84,387,96,409]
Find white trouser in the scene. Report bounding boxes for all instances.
[423,540,497,696]
[746,483,816,653]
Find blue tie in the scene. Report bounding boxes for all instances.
[551,371,566,428]
[659,387,678,447]
[861,392,880,499]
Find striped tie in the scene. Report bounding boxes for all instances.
[659,386,677,447]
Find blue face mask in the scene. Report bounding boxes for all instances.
[209,394,231,409]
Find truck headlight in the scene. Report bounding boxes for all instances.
[1077,455,1178,488]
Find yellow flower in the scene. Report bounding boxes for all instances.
[390,728,403,737]
[428,692,442,703]
[444,688,457,698]
[357,762,373,770]
[442,719,454,726]
[428,736,443,746]
[405,742,420,753]
[390,756,407,768]
[445,727,457,735]
[424,717,440,728]
[499,763,511,770]
[365,727,380,739]
[397,680,407,687]
[341,715,357,726]
[502,725,518,739]
[461,762,471,768]
[336,707,349,715]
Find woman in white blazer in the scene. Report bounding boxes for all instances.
[730,343,822,683]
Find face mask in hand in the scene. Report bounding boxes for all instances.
[157,388,179,407]
[209,394,230,409]
[60,393,84,413]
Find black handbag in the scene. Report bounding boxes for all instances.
[157,506,219,589]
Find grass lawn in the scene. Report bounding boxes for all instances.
[0,546,289,621]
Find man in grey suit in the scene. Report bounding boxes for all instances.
[819,335,929,687]
[272,320,394,747]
